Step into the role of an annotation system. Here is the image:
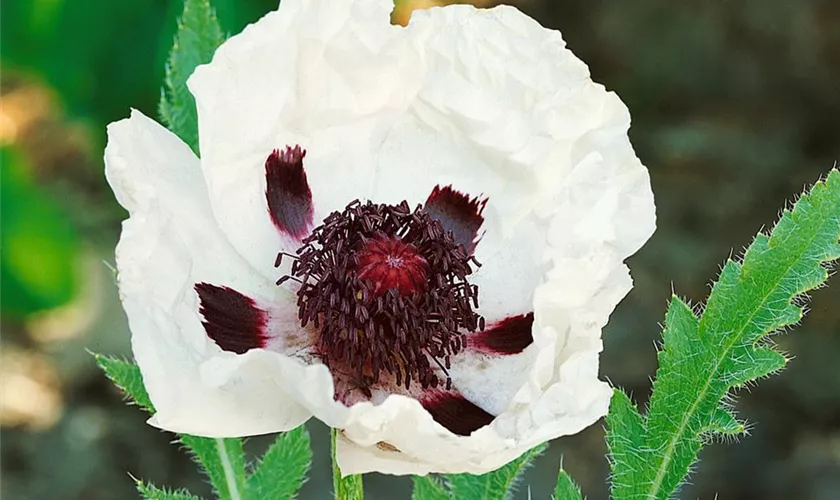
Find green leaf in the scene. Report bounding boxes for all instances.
[445,443,547,500]
[245,426,312,500]
[95,355,154,411]
[704,407,745,436]
[332,429,364,500]
[606,169,840,500]
[605,389,646,494]
[95,356,246,500]
[412,476,451,500]
[136,480,204,500]
[552,468,583,500]
[159,0,225,153]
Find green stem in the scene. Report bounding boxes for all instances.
[215,438,243,500]
[332,429,364,500]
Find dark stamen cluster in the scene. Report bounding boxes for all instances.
[278,200,483,394]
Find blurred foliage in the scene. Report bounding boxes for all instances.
[1,0,838,499]
[0,0,278,142]
[1,146,80,317]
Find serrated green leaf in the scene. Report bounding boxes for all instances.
[552,469,583,500]
[95,355,245,500]
[704,408,744,436]
[159,0,225,153]
[606,169,840,500]
[445,443,547,500]
[245,426,312,500]
[412,476,451,500]
[136,480,204,500]
[95,355,154,411]
[605,389,647,491]
[721,345,787,387]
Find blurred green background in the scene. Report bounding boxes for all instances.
[1,0,838,498]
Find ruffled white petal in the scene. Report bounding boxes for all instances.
[331,3,654,475]
[469,210,546,322]
[187,0,424,277]
[106,109,338,436]
[368,3,652,322]
[379,4,595,223]
[335,372,610,476]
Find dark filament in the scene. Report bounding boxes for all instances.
[277,200,483,394]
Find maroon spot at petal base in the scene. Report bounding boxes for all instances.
[195,283,268,354]
[420,390,495,436]
[469,313,534,355]
[424,185,487,255]
[265,145,314,239]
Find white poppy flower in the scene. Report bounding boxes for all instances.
[105,0,655,476]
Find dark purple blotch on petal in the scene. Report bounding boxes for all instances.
[469,313,534,355]
[265,145,314,239]
[420,390,495,436]
[424,185,487,255]
[195,283,268,354]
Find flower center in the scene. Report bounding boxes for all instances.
[278,200,483,393]
[356,233,429,297]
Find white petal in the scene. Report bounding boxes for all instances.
[541,91,657,259]
[377,4,597,224]
[335,376,609,476]
[448,346,537,417]
[331,3,654,475]
[106,110,333,436]
[337,394,522,476]
[187,0,423,277]
[470,211,546,322]
[368,2,650,321]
